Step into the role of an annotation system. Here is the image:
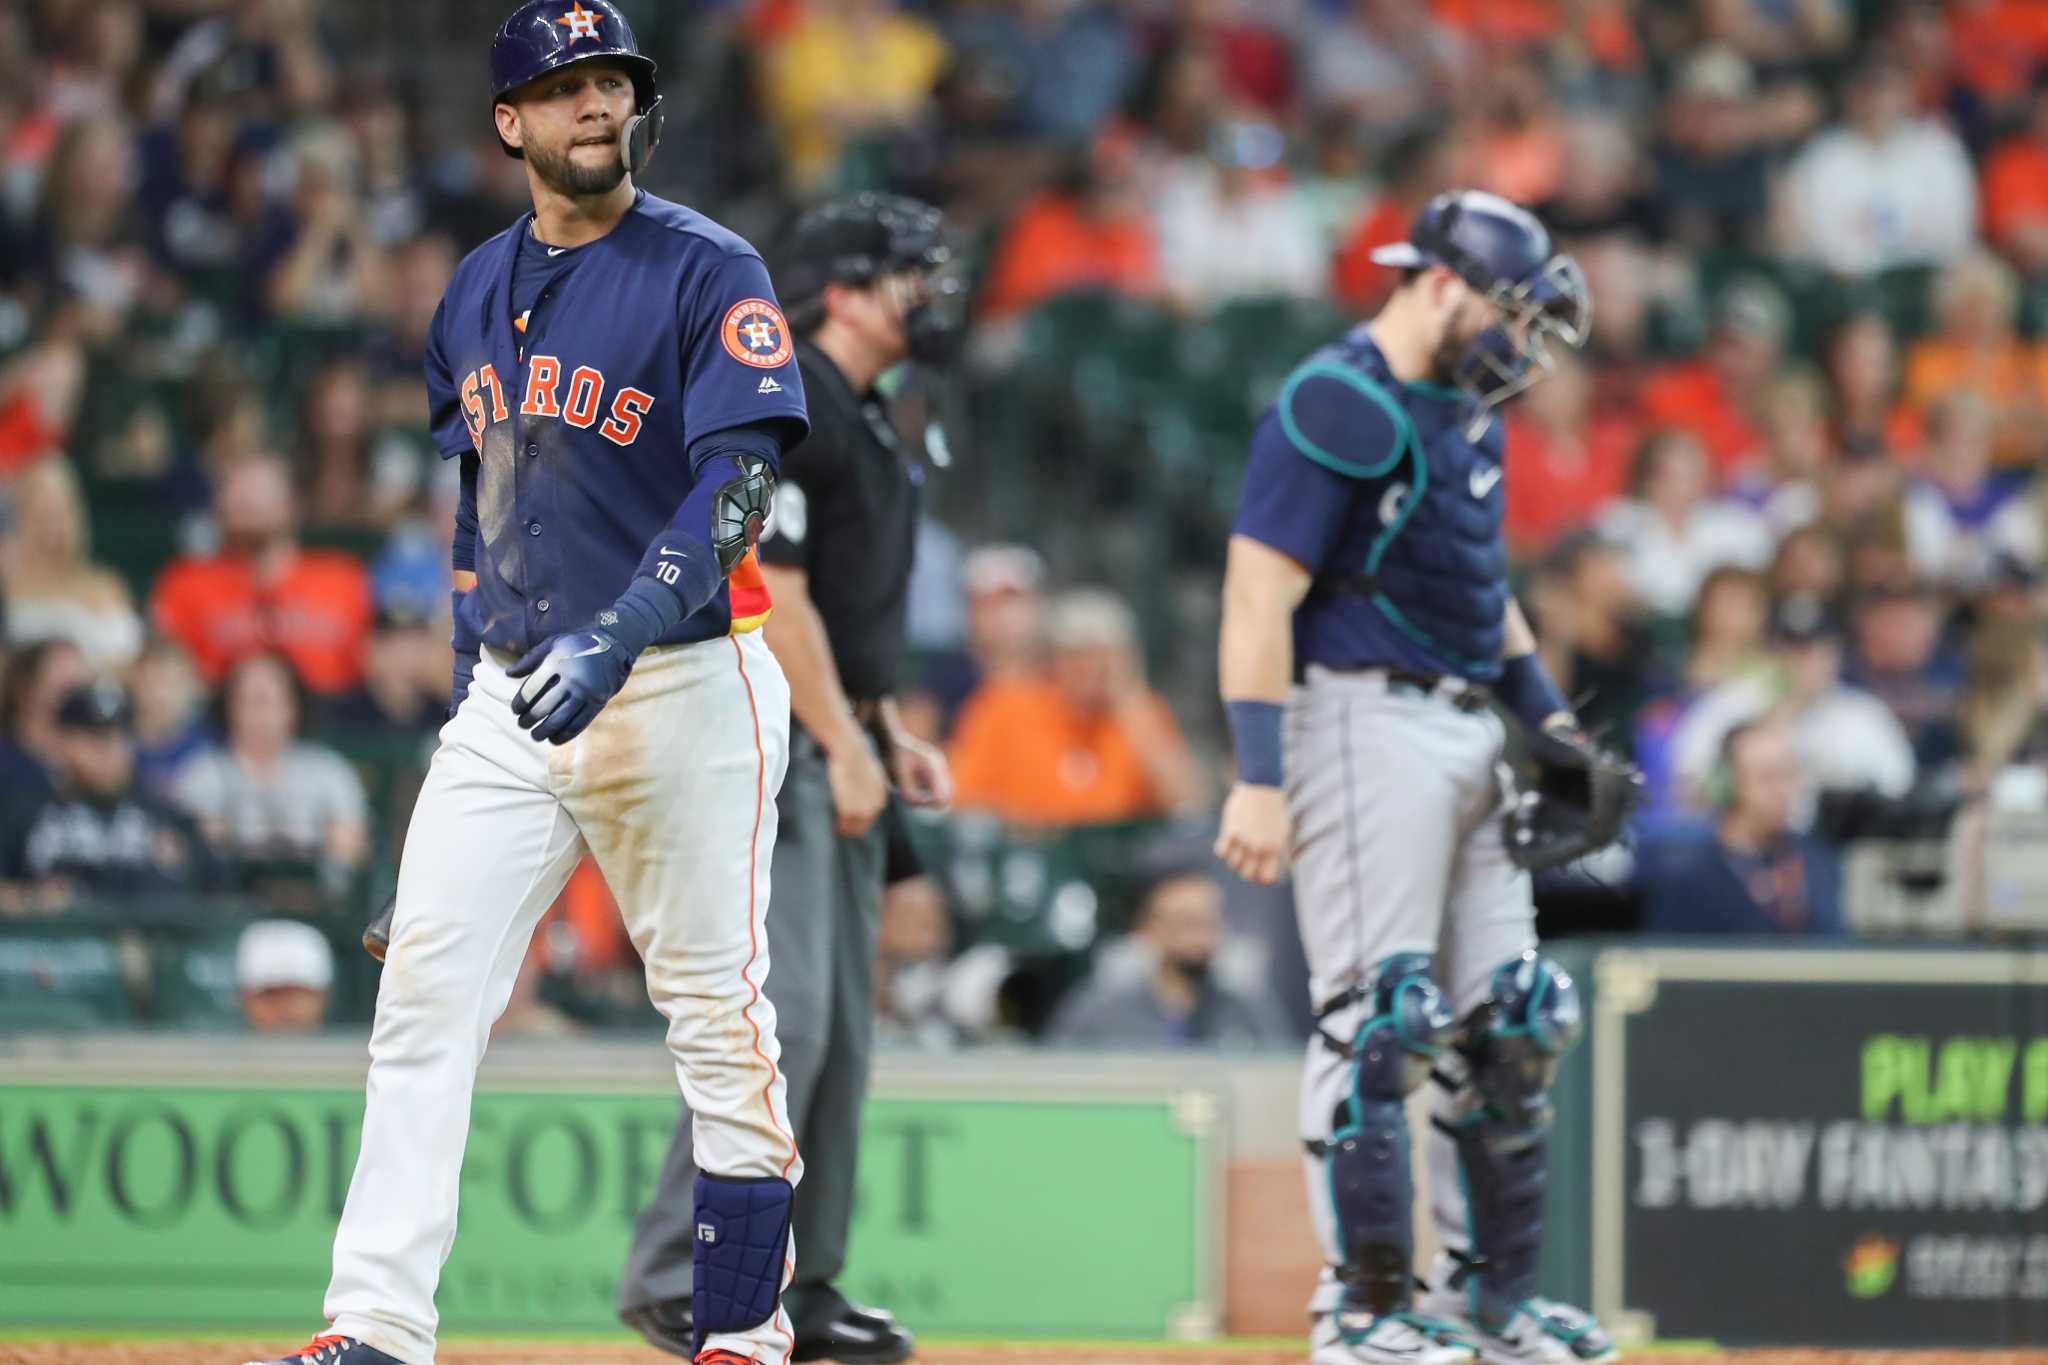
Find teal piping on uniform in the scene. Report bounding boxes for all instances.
[1279,362,1413,480]
[1280,358,1495,678]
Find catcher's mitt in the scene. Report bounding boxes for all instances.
[1502,721,1644,872]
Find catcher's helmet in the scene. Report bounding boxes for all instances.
[489,0,662,174]
[777,193,966,365]
[1372,189,1590,432]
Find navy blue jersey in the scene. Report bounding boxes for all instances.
[428,191,809,651]
[1232,327,1509,682]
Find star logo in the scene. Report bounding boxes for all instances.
[556,1,602,43]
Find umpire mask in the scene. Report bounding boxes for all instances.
[782,192,967,368]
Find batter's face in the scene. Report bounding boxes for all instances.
[499,60,635,197]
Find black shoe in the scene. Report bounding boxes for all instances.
[792,1303,915,1364]
[363,894,395,963]
[621,1298,693,1359]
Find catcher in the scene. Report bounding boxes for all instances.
[1213,191,1639,1365]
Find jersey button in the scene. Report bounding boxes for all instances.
[536,599,550,614]
[526,443,539,458]
[528,521,542,536]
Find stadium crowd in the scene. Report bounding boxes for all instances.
[2,0,2046,1044]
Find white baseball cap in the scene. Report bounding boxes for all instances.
[236,920,335,993]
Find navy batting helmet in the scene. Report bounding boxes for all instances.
[1372,190,1591,431]
[490,0,663,174]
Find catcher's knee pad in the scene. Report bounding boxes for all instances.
[691,1172,793,1356]
[1436,952,1583,1321]
[1315,951,1456,1315]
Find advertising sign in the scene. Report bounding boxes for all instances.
[1591,948,2048,1348]
[0,1084,1218,1338]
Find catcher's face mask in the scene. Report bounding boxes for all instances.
[1454,255,1591,438]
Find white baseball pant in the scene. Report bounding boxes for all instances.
[325,632,803,1364]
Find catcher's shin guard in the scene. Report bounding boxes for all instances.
[1434,953,1583,1328]
[1315,952,1457,1315]
[691,1173,793,1357]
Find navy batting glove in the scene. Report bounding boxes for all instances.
[505,629,634,745]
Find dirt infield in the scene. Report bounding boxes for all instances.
[10,1351,2048,1364]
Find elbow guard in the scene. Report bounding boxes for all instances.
[712,455,776,574]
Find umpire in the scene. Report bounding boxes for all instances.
[619,193,961,1364]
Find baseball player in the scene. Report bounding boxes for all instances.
[618,193,959,1365]
[1213,191,1630,1365]
[247,5,811,1364]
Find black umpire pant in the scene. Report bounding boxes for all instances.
[618,729,885,1338]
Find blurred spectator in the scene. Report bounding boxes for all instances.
[978,139,1159,321]
[1671,596,1917,814]
[1779,52,1976,277]
[1301,0,1466,147]
[1153,122,1326,311]
[334,73,425,248]
[1598,429,1773,619]
[1825,310,1916,457]
[1979,69,2048,277]
[1047,865,1284,1048]
[876,871,1010,1049]
[763,0,948,191]
[1696,0,1850,65]
[0,636,90,801]
[1467,57,1564,205]
[2,457,143,669]
[1633,565,1771,812]
[1331,127,1457,315]
[1730,370,1831,535]
[1959,613,2048,785]
[129,636,210,797]
[949,589,1202,825]
[1901,251,2048,466]
[0,681,211,912]
[1641,718,1845,937]
[1902,391,2024,590]
[916,543,1047,735]
[235,918,333,1034]
[939,0,1141,141]
[1770,521,1846,603]
[148,0,336,124]
[324,605,448,738]
[262,127,381,326]
[1161,0,1294,116]
[1637,276,1786,479]
[1649,47,1779,251]
[364,233,457,428]
[172,651,369,873]
[150,453,374,695]
[1503,351,1633,557]
[293,357,423,532]
[1846,577,1965,773]
[1526,530,1654,744]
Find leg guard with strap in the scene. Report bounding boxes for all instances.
[1435,951,1583,1332]
[1314,950,1457,1316]
[692,1172,793,1357]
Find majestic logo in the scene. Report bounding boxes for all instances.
[1844,1236,1899,1299]
[1470,465,1503,499]
[556,1,603,42]
[757,375,783,395]
[721,298,793,369]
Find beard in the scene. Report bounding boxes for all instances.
[526,133,627,197]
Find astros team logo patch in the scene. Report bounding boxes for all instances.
[722,299,793,369]
[557,1,603,42]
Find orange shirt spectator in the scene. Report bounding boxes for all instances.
[1901,251,2048,466]
[150,455,373,695]
[948,591,1202,827]
[979,188,1158,321]
[1948,0,2048,109]
[1637,361,1762,481]
[1505,409,1635,558]
[1332,195,1415,315]
[1979,79,2048,276]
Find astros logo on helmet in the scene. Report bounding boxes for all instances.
[556,1,602,41]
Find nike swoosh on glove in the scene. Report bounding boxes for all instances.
[506,630,634,745]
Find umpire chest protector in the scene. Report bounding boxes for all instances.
[1286,333,1509,678]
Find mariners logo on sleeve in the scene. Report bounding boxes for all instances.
[722,299,794,369]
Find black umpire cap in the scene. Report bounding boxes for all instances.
[776,193,953,322]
